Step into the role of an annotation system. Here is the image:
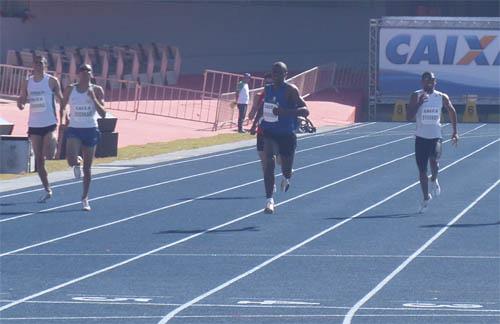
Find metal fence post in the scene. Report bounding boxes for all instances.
[134,83,141,120]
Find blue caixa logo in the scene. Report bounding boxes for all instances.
[386,34,499,65]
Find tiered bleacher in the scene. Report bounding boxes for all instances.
[5,43,181,87]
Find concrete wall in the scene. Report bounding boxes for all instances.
[0,1,385,73]
[1,1,497,74]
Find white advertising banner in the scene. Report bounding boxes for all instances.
[379,28,500,98]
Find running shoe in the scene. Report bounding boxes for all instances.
[37,189,52,203]
[73,165,82,179]
[419,194,432,214]
[73,156,83,179]
[431,179,441,197]
[280,177,290,192]
[264,198,275,214]
[82,198,91,211]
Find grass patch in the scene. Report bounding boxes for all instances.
[0,133,253,180]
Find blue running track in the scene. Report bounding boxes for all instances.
[0,122,499,323]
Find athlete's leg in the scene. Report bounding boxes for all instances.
[418,168,429,199]
[256,133,266,172]
[429,139,442,196]
[66,137,82,167]
[80,144,96,201]
[263,136,276,199]
[42,129,58,160]
[280,154,294,180]
[30,134,50,192]
[278,133,296,192]
[415,137,430,200]
[430,139,441,182]
[258,151,266,172]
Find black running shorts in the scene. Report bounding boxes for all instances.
[415,136,442,173]
[263,130,297,157]
[27,124,57,137]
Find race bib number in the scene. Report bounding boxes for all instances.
[263,102,278,123]
[421,107,440,125]
[72,104,95,122]
[29,94,47,113]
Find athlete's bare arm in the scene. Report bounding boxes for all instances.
[273,84,309,117]
[249,92,265,134]
[60,85,73,125]
[443,94,458,145]
[248,92,263,120]
[407,91,427,120]
[90,85,106,118]
[49,77,63,122]
[17,79,28,110]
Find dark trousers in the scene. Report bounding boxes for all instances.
[237,104,247,131]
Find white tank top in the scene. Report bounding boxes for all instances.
[415,89,446,139]
[68,85,99,128]
[27,74,57,127]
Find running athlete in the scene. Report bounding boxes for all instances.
[407,71,458,213]
[17,56,63,203]
[60,64,106,211]
[249,73,274,166]
[258,62,309,214]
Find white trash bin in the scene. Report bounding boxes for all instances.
[0,136,35,174]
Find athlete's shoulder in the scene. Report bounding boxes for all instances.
[64,83,76,94]
[435,90,449,99]
[92,84,105,95]
[46,75,60,87]
[46,74,58,81]
[285,82,300,93]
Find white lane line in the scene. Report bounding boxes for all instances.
[0,123,407,223]
[0,125,483,257]
[1,299,499,312]
[342,179,500,324]
[461,134,500,139]
[296,123,411,154]
[0,133,491,313]
[0,136,427,311]
[157,138,498,323]
[0,123,376,198]
[9,253,500,259]
[0,135,412,257]
[2,314,500,321]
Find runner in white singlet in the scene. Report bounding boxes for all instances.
[60,64,106,211]
[408,72,458,213]
[17,56,63,203]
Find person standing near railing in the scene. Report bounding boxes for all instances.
[60,64,106,211]
[258,62,309,214]
[17,55,64,203]
[235,73,251,133]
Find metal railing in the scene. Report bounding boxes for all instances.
[135,84,214,123]
[204,70,265,130]
[0,64,31,97]
[1,63,343,130]
[0,64,141,117]
[332,66,368,90]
